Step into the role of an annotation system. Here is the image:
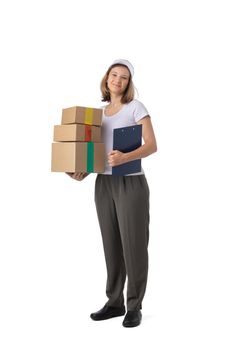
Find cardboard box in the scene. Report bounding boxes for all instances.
[51,142,105,173]
[61,106,103,126]
[53,124,101,142]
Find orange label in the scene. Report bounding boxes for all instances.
[85,125,92,141]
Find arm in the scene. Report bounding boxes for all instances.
[108,116,157,167]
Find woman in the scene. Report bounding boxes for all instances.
[68,59,157,327]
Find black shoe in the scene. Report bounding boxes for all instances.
[122,310,142,327]
[90,304,126,321]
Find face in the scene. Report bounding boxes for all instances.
[107,66,130,96]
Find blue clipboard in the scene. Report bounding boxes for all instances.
[112,124,142,175]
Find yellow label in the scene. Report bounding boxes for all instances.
[85,108,93,125]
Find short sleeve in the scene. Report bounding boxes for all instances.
[132,100,149,123]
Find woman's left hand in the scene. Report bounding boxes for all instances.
[108,150,127,167]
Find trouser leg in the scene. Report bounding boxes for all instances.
[114,175,150,311]
[94,175,126,308]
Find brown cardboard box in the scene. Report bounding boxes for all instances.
[53,124,101,142]
[51,142,105,173]
[61,106,102,126]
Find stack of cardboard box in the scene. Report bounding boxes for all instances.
[51,106,105,173]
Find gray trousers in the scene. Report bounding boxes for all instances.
[94,174,150,311]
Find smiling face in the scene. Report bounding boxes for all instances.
[107,65,130,97]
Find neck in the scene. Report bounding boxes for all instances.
[110,94,122,106]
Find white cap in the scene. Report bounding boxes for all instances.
[110,59,134,77]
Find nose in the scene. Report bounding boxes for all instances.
[115,76,122,84]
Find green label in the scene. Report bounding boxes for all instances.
[87,142,94,172]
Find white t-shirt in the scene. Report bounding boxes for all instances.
[100,99,149,175]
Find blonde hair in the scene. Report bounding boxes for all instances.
[100,64,135,103]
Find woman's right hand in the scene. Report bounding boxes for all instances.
[66,172,89,181]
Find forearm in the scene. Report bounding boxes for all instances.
[123,142,157,163]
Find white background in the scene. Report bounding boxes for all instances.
[0,0,232,349]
